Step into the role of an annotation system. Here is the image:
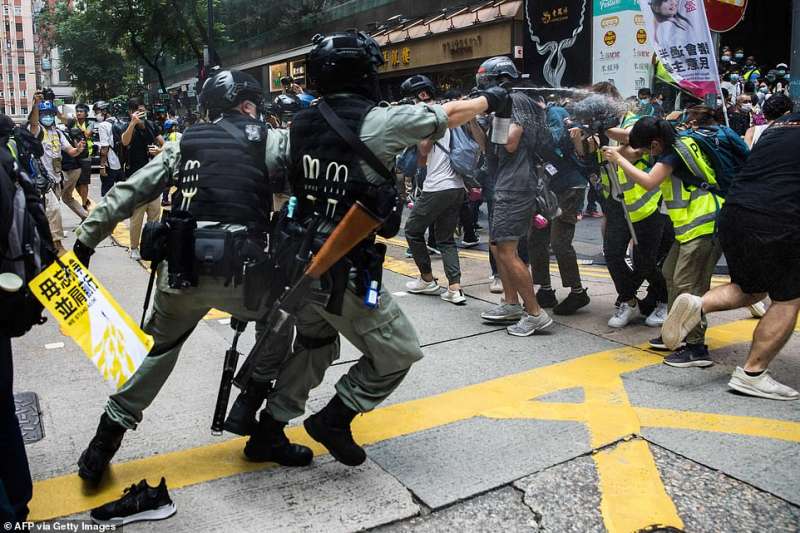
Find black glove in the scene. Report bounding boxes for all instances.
[73,239,95,268]
[476,85,510,114]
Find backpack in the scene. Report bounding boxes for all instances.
[443,126,482,187]
[397,145,418,177]
[678,126,750,197]
[111,119,129,169]
[0,142,57,337]
[13,127,52,195]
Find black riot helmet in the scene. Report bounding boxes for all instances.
[475,56,519,89]
[306,31,384,99]
[199,69,263,115]
[400,75,436,101]
[273,94,300,124]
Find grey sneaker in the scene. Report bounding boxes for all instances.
[406,278,440,295]
[728,367,799,401]
[441,289,467,305]
[480,302,523,323]
[489,276,504,294]
[748,301,768,318]
[661,293,703,350]
[507,311,554,337]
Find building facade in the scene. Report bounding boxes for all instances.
[0,0,38,117]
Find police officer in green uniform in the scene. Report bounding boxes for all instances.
[73,70,305,485]
[243,31,509,466]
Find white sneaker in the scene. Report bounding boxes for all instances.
[728,367,799,401]
[507,311,554,337]
[608,302,637,328]
[405,278,440,295]
[441,289,467,305]
[645,302,669,328]
[130,248,142,261]
[749,300,768,318]
[489,276,504,294]
[661,294,703,351]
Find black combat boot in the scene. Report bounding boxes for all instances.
[303,394,366,466]
[224,382,269,436]
[244,412,313,466]
[78,413,127,485]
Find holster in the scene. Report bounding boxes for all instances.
[140,220,169,263]
[166,210,198,289]
[194,227,242,283]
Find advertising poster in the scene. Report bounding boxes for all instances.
[592,0,653,98]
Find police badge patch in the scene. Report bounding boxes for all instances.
[245,124,262,142]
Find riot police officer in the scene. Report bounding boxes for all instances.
[244,31,509,466]
[73,70,307,486]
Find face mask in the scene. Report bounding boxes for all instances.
[741,104,753,112]
[777,69,786,77]
[721,55,731,62]
[730,74,740,82]
[759,87,768,94]
[735,53,744,60]
[40,115,55,127]
[639,98,650,107]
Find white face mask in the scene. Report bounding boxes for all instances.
[741,103,753,112]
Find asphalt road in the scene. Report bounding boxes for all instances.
[12,186,800,532]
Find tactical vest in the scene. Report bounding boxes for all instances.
[661,137,723,243]
[173,114,270,229]
[616,154,662,223]
[75,120,93,159]
[288,95,375,220]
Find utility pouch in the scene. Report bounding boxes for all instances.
[140,220,169,263]
[166,210,198,289]
[239,236,270,310]
[194,227,239,282]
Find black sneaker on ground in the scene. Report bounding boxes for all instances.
[649,336,684,351]
[663,344,713,368]
[536,288,558,308]
[78,413,127,485]
[90,478,176,526]
[304,394,366,466]
[553,290,590,315]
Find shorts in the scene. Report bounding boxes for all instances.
[77,159,92,185]
[489,189,536,243]
[718,205,800,302]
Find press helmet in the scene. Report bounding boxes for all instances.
[400,75,436,100]
[307,31,384,97]
[38,101,58,115]
[475,56,519,89]
[199,69,263,114]
[93,100,109,113]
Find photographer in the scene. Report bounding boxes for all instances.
[28,92,86,256]
[122,98,164,261]
[72,103,94,211]
[59,124,89,221]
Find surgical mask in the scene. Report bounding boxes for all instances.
[639,98,650,107]
[730,74,740,82]
[735,53,744,60]
[759,87,769,94]
[777,69,786,77]
[721,55,731,62]
[741,104,753,112]
[40,115,55,127]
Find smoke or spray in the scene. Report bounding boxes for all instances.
[567,94,628,133]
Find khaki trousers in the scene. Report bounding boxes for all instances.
[129,198,162,250]
[61,169,88,220]
[45,184,63,245]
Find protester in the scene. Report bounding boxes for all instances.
[73,103,94,212]
[728,94,753,136]
[121,98,163,261]
[662,106,800,400]
[528,101,590,316]
[604,117,723,367]
[93,101,124,196]
[745,94,793,148]
[476,56,552,336]
[59,125,89,221]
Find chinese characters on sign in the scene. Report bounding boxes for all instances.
[30,252,153,389]
[541,6,569,24]
[381,47,411,69]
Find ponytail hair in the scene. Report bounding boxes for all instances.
[629,116,676,150]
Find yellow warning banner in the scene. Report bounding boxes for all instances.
[29,251,153,389]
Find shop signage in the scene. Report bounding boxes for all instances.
[381,47,411,69]
[443,36,482,57]
[592,0,653,98]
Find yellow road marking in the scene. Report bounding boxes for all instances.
[30,318,797,529]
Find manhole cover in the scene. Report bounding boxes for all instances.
[14,391,44,444]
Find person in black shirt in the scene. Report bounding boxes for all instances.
[121,98,164,261]
[662,111,800,401]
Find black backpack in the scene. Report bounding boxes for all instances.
[13,127,52,195]
[0,140,57,337]
[111,119,129,169]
